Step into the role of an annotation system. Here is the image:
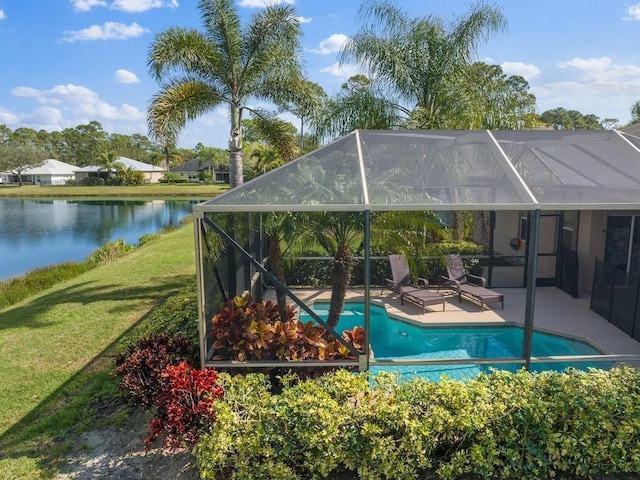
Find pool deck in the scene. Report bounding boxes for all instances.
[280,286,640,360]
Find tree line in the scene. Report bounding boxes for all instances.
[146,0,639,189]
[3,0,640,186]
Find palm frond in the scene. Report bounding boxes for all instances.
[246,109,299,163]
[147,79,224,146]
[199,0,242,83]
[147,27,222,83]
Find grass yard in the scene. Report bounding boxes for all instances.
[0,183,228,198]
[0,225,196,478]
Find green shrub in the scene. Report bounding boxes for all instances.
[88,238,134,265]
[195,366,640,480]
[122,280,200,350]
[138,232,160,246]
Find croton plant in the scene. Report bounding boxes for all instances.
[211,294,364,363]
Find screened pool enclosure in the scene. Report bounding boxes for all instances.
[193,129,640,371]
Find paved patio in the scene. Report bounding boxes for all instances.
[282,286,640,360]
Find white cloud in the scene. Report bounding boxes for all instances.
[501,62,541,81]
[72,0,177,12]
[0,107,19,124]
[319,62,365,79]
[309,33,348,55]
[238,0,293,7]
[72,0,107,12]
[296,15,312,24]
[626,3,640,20]
[11,83,145,121]
[111,0,179,13]
[114,69,140,83]
[558,56,640,82]
[531,56,640,123]
[0,9,6,20]
[62,22,148,42]
[31,106,65,125]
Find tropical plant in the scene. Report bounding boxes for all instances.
[274,79,327,151]
[303,212,365,328]
[335,0,507,132]
[147,0,304,188]
[315,74,405,140]
[454,62,538,130]
[210,295,362,363]
[262,212,299,319]
[245,143,284,179]
[96,150,118,179]
[370,210,446,277]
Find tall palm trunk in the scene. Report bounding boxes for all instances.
[229,103,243,188]
[267,234,288,321]
[327,244,354,328]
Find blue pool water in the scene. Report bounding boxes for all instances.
[300,302,611,382]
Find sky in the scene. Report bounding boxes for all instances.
[0,0,639,150]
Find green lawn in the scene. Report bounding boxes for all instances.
[0,183,228,198]
[0,225,196,478]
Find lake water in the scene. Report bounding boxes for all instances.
[0,198,201,281]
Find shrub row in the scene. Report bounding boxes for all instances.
[195,366,640,480]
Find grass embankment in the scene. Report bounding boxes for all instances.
[0,183,228,198]
[0,225,196,478]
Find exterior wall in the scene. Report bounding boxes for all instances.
[145,171,165,183]
[175,172,200,182]
[576,210,607,294]
[29,174,74,185]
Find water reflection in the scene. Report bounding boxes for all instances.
[0,198,200,280]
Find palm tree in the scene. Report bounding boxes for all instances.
[338,0,507,130]
[147,0,303,188]
[96,151,118,180]
[315,74,405,140]
[302,212,365,329]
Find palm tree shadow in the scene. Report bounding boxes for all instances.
[0,273,195,471]
[0,276,190,331]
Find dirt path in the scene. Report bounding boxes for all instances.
[54,408,199,480]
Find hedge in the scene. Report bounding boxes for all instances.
[194,366,640,480]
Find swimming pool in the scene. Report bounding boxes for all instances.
[300,302,611,382]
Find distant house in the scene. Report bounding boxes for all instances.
[2,159,77,185]
[170,158,229,184]
[75,156,165,184]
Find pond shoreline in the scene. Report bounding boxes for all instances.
[0,183,227,198]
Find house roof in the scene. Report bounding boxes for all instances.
[22,159,76,176]
[171,158,230,173]
[75,156,164,173]
[171,158,213,173]
[196,129,640,213]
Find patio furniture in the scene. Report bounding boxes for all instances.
[440,254,504,311]
[383,254,445,313]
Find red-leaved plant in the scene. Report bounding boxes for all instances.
[113,333,194,409]
[211,294,363,364]
[145,361,224,451]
